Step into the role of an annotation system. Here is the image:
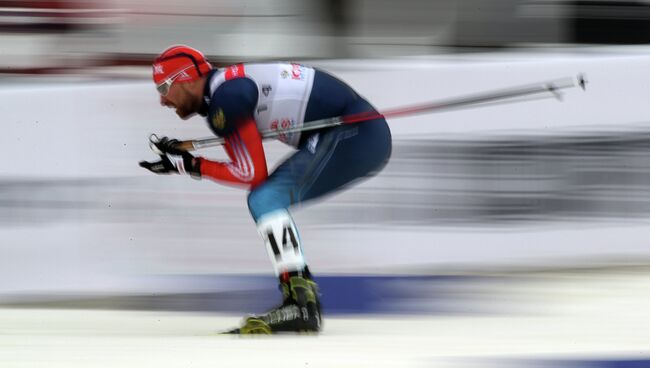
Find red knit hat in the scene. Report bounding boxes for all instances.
[152,45,213,85]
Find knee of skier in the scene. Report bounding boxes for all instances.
[247,186,288,222]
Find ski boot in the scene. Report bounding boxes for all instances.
[226,276,322,334]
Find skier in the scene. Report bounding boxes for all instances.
[140,45,392,334]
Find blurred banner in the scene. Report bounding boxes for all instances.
[1,0,650,71]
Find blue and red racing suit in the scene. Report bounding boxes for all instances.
[197,63,392,221]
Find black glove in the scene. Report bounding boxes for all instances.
[151,136,186,156]
[139,153,202,178]
[140,136,202,178]
[139,155,178,175]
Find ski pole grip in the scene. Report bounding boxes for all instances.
[175,139,197,152]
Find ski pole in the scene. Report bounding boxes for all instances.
[159,74,587,152]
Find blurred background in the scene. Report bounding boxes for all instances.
[2,0,650,70]
[1,1,650,367]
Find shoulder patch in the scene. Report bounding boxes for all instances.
[212,108,226,130]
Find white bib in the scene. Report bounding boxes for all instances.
[208,63,315,147]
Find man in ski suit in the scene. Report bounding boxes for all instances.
[140,45,392,334]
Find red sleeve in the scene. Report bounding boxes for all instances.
[198,118,268,189]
